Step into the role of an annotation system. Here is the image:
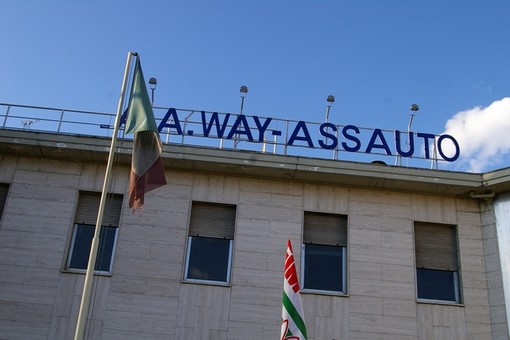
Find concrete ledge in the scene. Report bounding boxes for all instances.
[0,128,490,197]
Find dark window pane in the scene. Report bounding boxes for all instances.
[96,226,117,272]
[69,224,117,272]
[417,268,458,302]
[187,236,231,282]
[0,183,8,219]
[304,244,343,292]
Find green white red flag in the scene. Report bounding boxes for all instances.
[281,239,308,340]
[125,56,166,211]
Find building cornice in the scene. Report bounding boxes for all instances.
[1,129,500,198]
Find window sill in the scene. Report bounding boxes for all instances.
[416,298,464,307]
[301,288,348,297]
[182,278,231,287]
[61,269,112,277]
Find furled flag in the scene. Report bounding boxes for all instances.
[281,240,308,340]
[124,56,167,211]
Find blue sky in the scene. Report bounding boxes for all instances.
[1,1,510,172]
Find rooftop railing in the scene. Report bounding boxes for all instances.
[0,103,448,169]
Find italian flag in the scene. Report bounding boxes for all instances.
[124,56,167,211]
[281,240,308,340]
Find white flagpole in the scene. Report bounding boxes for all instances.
[74,51,137,340]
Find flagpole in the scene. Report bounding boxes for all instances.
[74,51,137,340]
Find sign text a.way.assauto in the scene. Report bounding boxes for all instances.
[138,108,460,163]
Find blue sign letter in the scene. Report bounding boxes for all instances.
[158,108,183,135]
[341,125,361,152]
[227,115,254,141]
[437,134,460,162]
[201,111,231,138]
[287,121,314,148]
[253,116,272,142]
[395,130,414,157]
[365,129,392,155]
[417,133,435,159]
[319,123,338,150]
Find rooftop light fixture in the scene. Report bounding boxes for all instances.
[148,77,157,105]
[325,95,335,123]
[240,85,248,114]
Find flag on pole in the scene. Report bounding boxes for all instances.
[281,240,308,340]
[125,56,166,211]
[75,51,136,340]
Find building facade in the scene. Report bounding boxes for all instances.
[0,127,509,339]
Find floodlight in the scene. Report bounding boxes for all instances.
[148,77,157,105]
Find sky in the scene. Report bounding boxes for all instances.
[1,1,510,173]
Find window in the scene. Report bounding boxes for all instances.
[414,222,461,303]
[0,183,9,220]
[66,192,122,275]
[184,202,236,284]
[302,212,347,294]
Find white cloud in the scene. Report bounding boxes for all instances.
[442,97,510,173]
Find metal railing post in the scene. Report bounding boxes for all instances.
[57,110,65,132]
[2,105,11,128]
[283,120,289,155]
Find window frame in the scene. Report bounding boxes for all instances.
[183,201,236,286]
[63,191,122,276]
[301,243,347,295]
[416,268,461,305]
[414,222,462,304]
[65,223,119,275]
[183,235,233,285]
[301,211,348,296]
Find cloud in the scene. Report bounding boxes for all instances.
[442,97,510,173]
